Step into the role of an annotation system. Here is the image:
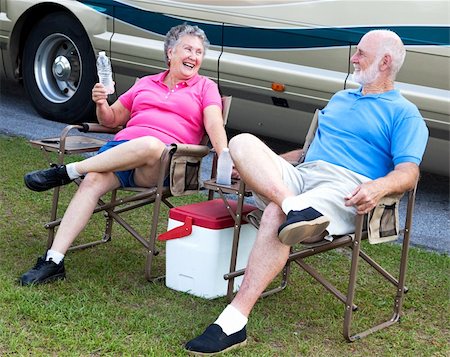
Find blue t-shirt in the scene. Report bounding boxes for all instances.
[305,88,429,179]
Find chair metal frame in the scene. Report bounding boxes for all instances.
[29,96,232,281]
[203,109,418,341]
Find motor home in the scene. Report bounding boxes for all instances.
[1,0,449,175]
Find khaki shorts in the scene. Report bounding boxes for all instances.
[253,159,370,236]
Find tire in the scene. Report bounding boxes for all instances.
[22,11,97,123]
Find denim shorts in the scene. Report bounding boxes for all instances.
[97,140,136,187]
[97,139,170,188]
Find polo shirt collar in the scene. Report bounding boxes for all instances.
[350,86,399,101]
[153,70,201,87]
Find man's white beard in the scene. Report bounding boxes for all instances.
[352,59,380,85]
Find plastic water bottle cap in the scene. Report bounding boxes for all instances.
[99,51,106,56]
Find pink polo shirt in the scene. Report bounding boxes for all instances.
[115,71,222,144]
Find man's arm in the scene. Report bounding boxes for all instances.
[280,149,304,164]
[344,162,419,214]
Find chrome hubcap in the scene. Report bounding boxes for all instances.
[52,55,72,81]
[34,33,82,103]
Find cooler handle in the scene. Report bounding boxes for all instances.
[158,216,193,241]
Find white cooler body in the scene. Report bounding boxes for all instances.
[164,199,257,299]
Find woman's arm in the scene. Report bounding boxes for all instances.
[203,104,228,156]
[92,83,130,128]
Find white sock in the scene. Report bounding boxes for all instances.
[46,249,65,264]
[214,305,248,335]
[65,163,82,180]
[281,196,305,215]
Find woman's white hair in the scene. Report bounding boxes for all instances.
[164,23,210,66]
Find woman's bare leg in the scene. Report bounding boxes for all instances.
[49,172,120,254]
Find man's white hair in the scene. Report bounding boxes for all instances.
[365,29,406,80]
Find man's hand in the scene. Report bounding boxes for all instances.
[344,180,386,215]
[345,163,419,215]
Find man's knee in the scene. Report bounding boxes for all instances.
[262,202,284,220]
[229,133,257,159]
[259,202,285,232]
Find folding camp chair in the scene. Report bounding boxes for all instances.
[203,109,418,341]
[29,96,232,281]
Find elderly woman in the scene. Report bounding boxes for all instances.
[20,24,228,286]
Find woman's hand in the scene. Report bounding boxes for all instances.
[231,166,240,180]
[92,83,113,105]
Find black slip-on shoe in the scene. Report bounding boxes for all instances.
[24,164,72,192]
[185,324,247,355]
[19,256,66,286]
[278,207,330,246]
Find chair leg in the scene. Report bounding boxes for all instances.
[46,185,61,249]
[295,258,358,310]
[144,150,172,282]
[343,216,364,341]
[343,212,412,341]
[260,262,291,298]
[144,196,163,281]
[226,183,246,301]
[67,195,117,251]
[391,210,412,321]
[102,188,117,242]
[358,249,407,293]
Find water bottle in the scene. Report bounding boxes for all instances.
[96,51,114,94]
[216,148,233,185]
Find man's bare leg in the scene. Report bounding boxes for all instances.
[230,203,290,316]
[185,203,290,353]
[230,133,329,246]
[229,133,294,207]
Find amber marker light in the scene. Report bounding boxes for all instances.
[271,82,285,92]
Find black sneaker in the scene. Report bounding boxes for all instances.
[278,207,330,246]
[19,255,66,286]
[24,164,72,192]
[185,324,247,355]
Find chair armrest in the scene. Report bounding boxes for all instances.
[78,123,123,134]
[169,143,211,157]
[165,143,211,196]
[355,191,411,244]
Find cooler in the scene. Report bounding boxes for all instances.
[160,199,257,299]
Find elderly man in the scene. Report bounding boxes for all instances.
[185,29,428,354]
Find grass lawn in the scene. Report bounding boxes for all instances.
[0,136,448,356]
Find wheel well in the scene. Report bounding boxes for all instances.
[11,4,86,79]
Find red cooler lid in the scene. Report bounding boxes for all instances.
[169,199,257,229]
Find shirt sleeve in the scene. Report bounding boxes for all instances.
[201,78,222,110]
[391,111,429,166]
[118,78,143,111]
